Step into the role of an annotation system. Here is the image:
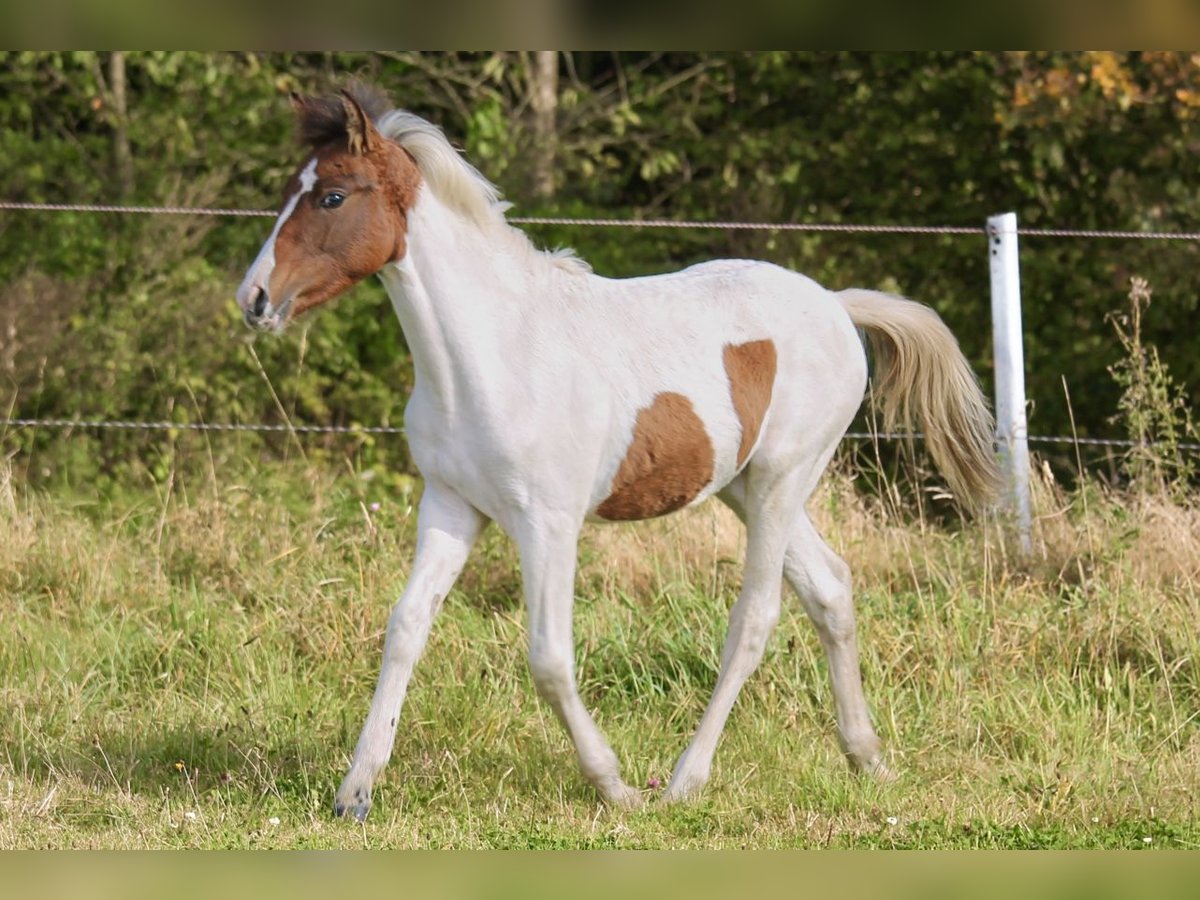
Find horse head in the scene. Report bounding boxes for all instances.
[236,86,420,332]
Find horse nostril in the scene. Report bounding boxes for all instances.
[251,287,269,318]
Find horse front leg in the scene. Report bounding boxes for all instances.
[334,483,486,821]
[516,513,643,809]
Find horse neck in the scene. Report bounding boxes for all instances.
[377,190,530,408]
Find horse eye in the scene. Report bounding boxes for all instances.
[320,192,346,209]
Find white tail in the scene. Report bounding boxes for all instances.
[839,288,1002,510]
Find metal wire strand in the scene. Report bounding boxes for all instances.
[5,200,1200,240]
[0,418,404,434]
[2,418,1197,450]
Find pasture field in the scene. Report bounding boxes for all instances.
[2,455,1199,849]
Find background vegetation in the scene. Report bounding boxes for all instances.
[2,51,1199,492]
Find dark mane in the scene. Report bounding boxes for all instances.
[296,83,393,148]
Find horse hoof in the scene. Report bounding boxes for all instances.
[607,784,645,811]
[868,758,897,783]
[660,772,708,806]
[333,799,372,822]
[333,785,373,822]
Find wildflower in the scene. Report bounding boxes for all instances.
[184,810,197,822]
[1143,836,1152,845]
[885,816,898,826]
[369,502,381,512]
[646,777,661,789]
[268,816,281,827]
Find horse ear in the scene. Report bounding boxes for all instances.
[340,89,379,156]
[290,91,306,114]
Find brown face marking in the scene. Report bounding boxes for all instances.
[269,91,422,322]
[596,392,715,521]
[724,340,777,468]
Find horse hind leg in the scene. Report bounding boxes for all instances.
[662,473,794,804]
[784,513,891,779]
[713,477,891,783]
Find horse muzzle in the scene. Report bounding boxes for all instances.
[239,285,290,332]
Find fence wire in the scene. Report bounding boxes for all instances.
[0,418,404,434]
[5,200,1200,240]
[2,417,1198,452]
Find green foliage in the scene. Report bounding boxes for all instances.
[1108,277,1198,495]
[2,52,1199,491]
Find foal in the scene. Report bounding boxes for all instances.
[236,87,1000,821]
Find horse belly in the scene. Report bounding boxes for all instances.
[586,331,781,522]
[591,390,717,521]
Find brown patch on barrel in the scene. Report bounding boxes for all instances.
[596,392,715,521]
[724,339,777,467]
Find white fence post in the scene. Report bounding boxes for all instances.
[987,212,1032,554]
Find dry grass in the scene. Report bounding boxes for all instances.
[1,454,1199,848]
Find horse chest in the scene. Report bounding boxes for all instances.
[405,390,597,519]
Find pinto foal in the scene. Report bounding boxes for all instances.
[237,87,1000,821]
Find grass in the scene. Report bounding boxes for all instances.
[2,452,1200,849]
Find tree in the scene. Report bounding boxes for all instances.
[2,52,1197,490]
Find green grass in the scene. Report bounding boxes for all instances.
[2,457,1199,848]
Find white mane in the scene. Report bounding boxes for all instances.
[376,109,590,274]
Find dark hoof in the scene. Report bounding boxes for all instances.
[333,789,372,822]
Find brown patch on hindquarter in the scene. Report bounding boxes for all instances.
[724,340,777,467]
[597,392,716,521]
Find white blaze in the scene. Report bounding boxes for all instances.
[236,157,319,313]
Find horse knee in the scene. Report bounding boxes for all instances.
[730,592,782,666]
[749,602,781,653]
[527,643,573,699]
